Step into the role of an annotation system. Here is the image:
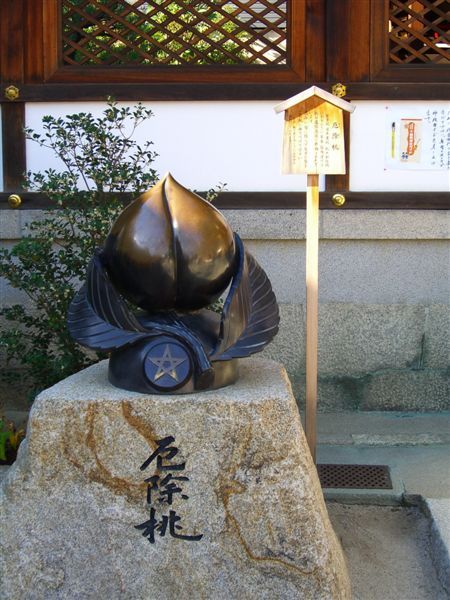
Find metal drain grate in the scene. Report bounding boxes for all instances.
[317,464,392,489]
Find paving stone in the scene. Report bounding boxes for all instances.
[425,498,450,594]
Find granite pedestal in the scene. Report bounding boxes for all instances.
[0,358,350,599]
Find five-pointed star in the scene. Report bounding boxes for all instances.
[148,345,187,382]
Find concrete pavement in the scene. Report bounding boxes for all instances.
[313,411,450,597]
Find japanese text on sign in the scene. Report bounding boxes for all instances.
[282,98,346,175]
[385,105,450,171]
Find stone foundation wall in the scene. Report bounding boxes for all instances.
[263,303,448,411]
[1,208,448,411]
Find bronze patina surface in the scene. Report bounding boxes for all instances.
[103,174,236,311]
[68,173,279,394]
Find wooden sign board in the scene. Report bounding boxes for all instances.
[274,86,355,176]
[282,96,345,175]
[274,86,355,462]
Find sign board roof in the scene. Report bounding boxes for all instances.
[274,86,355,114]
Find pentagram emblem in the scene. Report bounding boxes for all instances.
[144,338,192,391]
[150,345,186,382]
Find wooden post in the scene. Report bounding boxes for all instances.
[305,174,319,462]
[275,86,355,465]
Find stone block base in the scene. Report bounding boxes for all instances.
[0,358,350,599]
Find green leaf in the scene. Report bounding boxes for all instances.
[4,97,222,398]
[0,430,10,462]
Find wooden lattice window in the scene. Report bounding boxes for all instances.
[41,0,307,83]
[371,0,450,81]
[62,0,288,66]
[389,0,450,64]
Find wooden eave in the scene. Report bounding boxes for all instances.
[274,86,356,114]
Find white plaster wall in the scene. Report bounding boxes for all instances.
[25,101,320,192]
[0,98,443,195]
[23,100,450,193]
[350,101,450,192]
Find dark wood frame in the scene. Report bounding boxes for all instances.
[3,81,448,102]
[2,0,449,98]
[1,191,448,210]
[1,0,448,203]
[44,0,308,84]
[371,0,450,83]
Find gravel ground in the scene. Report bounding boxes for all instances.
[328,503,448,600]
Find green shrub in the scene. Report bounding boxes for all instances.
[0,417,25,463]
[0,100,159,397]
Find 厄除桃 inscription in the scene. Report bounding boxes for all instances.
[135,435,203,544]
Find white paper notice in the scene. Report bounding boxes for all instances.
[385,105,450,171]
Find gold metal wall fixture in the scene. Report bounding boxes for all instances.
[7,194,22,208]
[331,193,346,207]
[4,86,20,101]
